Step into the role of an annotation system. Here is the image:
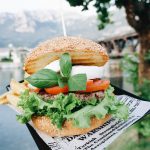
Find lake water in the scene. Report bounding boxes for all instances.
[0,68,38,150]
[0,67,133,150]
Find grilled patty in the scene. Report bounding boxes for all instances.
[38,91,104,101]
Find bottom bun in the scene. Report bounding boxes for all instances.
[32,115,111,137]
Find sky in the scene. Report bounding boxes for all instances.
[0,0,96,15]
[0,0,65,12]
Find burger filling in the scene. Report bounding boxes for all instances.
[38,91,104,101]
[17,53,129,129]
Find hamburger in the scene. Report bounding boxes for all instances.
[0,36,129,137]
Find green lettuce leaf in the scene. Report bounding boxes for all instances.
[17,86,129,129]
[66,86,129,128]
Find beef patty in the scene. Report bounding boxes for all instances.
[38,91,104,101]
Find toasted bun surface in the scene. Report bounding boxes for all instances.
[24,36,108,74]
[32,115,111,137]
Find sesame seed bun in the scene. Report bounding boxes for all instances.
[24,36,109,74]
[32,115,111,137]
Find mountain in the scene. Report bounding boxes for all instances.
[0,11,62,47]
[0,9,135,48]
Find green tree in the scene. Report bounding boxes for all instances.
[66,0,150,81]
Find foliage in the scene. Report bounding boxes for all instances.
[0,57,13,62]
[121,53,150,100]
[121,53,150,140]
[66,0,150,30]
[137,139,150,150]
[137,115,150,137]
[107,125,150,150]
[139,79,150,100]
[137,79,150,140]
[121,53,139,92]
[121,139,150,150]
[144,50,150,62]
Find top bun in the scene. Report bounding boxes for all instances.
[24,36,109,74]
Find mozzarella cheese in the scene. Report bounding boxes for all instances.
[71,66,104,80]
[44,59,60,72]
[44,60,104,80]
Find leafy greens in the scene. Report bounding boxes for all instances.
[59,53,72,78]
[25,69,58,88]
[17,86,129,129]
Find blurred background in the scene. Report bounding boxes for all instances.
[0,0,150,150]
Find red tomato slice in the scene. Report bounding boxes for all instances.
[45,86,69,95]
[86,80,94,86]
[44,80,110,95]
[80,79,110,93]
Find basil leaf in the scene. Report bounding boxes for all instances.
[25,69,58,88]
[57,75,68,88]
[68,74,87,91]
[60,53,72,77]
